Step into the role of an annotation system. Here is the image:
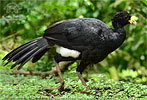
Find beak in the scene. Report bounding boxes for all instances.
[132,21,137,25]
[129,16,137,25]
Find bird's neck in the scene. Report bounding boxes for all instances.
[114,28,126,43]
[108,27,126,53]
[112,20,124,29]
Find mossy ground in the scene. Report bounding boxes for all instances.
[0,70,147,100]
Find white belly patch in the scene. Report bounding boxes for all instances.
[56,46,80,58]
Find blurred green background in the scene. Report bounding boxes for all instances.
[0,0,147,85]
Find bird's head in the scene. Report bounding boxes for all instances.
[112,11,137,28]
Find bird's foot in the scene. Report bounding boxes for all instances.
[44,82,64,92]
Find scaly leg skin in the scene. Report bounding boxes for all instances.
[54,59,64,90]
[45,59,64,91]
[77,71,89,90]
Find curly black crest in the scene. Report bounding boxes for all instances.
[112,11,131,28]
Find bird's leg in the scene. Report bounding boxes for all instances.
[77,71,89,90]
[76,62,89,90]
[54,59,64,90]
[45,54,76,91]
[45,59,64,91]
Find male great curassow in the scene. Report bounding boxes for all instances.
[3,11,137,90]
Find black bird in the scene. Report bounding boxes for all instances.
[2,11,137,90]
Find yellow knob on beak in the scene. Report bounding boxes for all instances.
[129,16,137,25]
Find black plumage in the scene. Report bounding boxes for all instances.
[2,11,136,90]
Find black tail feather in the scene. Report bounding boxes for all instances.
[3,37,50,69]
[10,47,38,69]
[2,39,37,61]
[17,46,47,70]
[32,48,48,63]
[4,43,37,65]
[12,43,37,62]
